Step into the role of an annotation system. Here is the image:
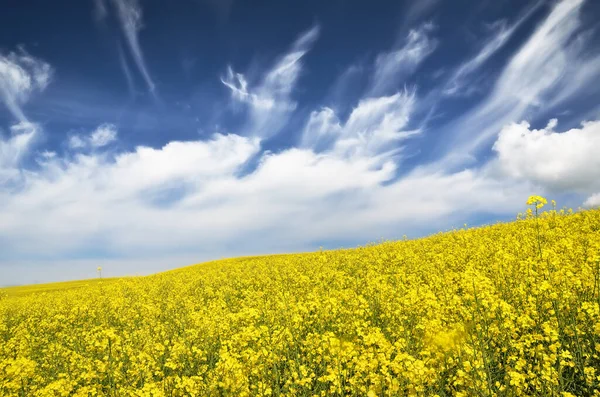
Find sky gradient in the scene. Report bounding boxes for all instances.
[1,0,600,285]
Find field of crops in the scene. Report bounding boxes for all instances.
[1,198,600,396]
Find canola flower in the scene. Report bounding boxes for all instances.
[526,196,547,209]
[1,198,600,396]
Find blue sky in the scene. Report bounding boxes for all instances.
[1,0,600,285]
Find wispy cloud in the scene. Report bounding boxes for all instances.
[401,0,439,28]
[117,42,136,97]
[93,0,108,21]
[439,0,595,164]
[3,2,600,284]
[0,50,50,181]
[303,90,419,163]
[0,41,534,284]
[221,25,320,138]
[369,22,437,96]
[0,121,39,175]
[200,0,235,23]
[111,0,157,95]
[0,50,52,122]
[301,107,342,151]
[443,1,543,96]
[303,24,430,166]
[325,63,365,110]
[69,123,118,150]
[90,124,118,147]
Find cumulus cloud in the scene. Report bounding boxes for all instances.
[369,22,437,96]
[0,128,528,278]
[0,133,261,257]
[221,25,320,138]
[584,193,600,208]
[0,50,52,122]
[492,119,600,193]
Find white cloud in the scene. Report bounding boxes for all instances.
[93,0,108,21]
[584,193,600,208]
[369,23,437,96]
[0,122,39,173]
[221,25,320,138]
[68,135,86,149]
[117,43,136,97]
[402,0,439,27]
[69,123,118,150]
[443,1,543,96]
[221,67,276,111]
[325,63,364,109]
[0,128,528,283]
[332,91,419,160]
[0,122,39,186]
[301,107,343,151]
[90,124,118,147]
[3,9,600,286]
[492,0,584,107]
[303,89,418,165]
[111,0,156,95]
[303,27,430,164]
[440,0,597,164]
[492,119,600,193]
[0,133,261,258]
[0,51,52,122]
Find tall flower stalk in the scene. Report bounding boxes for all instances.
[526,195,547,259]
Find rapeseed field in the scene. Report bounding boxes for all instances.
[1,198,600,396]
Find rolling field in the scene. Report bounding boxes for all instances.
[1,278,123,299]
[1,199,600,396]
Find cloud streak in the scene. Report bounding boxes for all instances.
[436,0,596,166]
[369,22,437,96]
[303,90,419,163]
[221,25,320,138]
[117,42,136,97]
[111,0,157,95]
[443,1,543,96]
[0,50,52,122]
[0,122,39,182]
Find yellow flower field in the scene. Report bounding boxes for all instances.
[1,200,600,396]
